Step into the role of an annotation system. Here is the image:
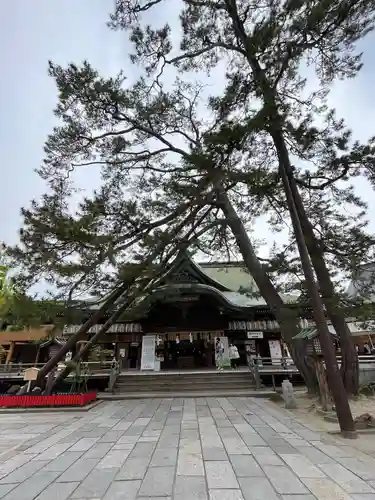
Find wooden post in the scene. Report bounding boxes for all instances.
[5,342,15,365]
[34,345,41,365]
[315,357,330,412]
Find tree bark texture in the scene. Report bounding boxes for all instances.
[315,357,330,411]
[289,175,359,395]
[224,0,356,398]
[47,298,132,393]
[218,190,318,393]
[37,283,128,385]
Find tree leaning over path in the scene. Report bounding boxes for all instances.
[7,69,320,392]
[7,63,375,395]
[111,0,375,395]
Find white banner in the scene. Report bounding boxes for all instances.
[269,340,282,365]
[215,336,231,368]
[141,335,156,371]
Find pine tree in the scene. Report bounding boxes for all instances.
[109,0,375,398]
[5,67,320,391]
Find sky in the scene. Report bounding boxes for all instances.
[1,1,375,269]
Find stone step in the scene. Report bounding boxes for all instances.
[101,389,272,399]
[114,371,256,396]
[115,375,253,384]
[115,373,252,381]
[115,384,256,393]
[115,378,254,388]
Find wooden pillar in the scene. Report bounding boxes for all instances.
[35,345,41,364]
[315,357,330,412]
[5,342,15,365]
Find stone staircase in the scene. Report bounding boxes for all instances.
[111,370,258,398]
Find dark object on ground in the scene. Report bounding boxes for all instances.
[354,413,375,429]
[7,385,21,394]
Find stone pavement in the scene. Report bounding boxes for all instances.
[0,399,374,499]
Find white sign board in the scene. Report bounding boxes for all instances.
[141,335,156,371]
[247,331,263,339]
[269,340,282,365]
[23,367,40,381]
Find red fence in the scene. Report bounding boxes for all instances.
[0,392,97,407]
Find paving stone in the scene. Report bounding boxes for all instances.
[302,477,353,500]
[34,443,72,461]
[68,438,99,452]
[297,446,335,465]
[56,458,99,482]
[118,436,139,444]
[177,452,205,476]
[202,447,228,461]
[2,471,60,500]
[42,452,83,472]
[263,465,309,494]
[238,477,279,500]
[281,496,317,500]
[312,442,356,459]
[209,490,244,500]
[112,442,136,451]
[112,421,132,431]
[205,461,239,489]
[200,436,223,448]
[138,466,174,497]
[96,449,131,469]
[34,481,79,500]
[174,476,208,499]
[229,455,264,477]
[179,439,202,454]
[222,438,251,455]
[102,479,141,499]
[0,460,49,483]
[280,454,325,478]
[150,447,178,467]
[240,434,267,447]
[338,458,375,481]
[320,462,375,493]
[251,448,284,466]
[128,442,155,458]
[82,443,113,459]
[116,457,150,481]
[0,485,16,499]
[99,431,126,443]
[70,467,119,498]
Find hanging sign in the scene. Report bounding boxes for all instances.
[141,335,156,370]
[247,331,263,339]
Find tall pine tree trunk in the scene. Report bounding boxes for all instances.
[225,0,353,394]
[217,188,318,393]
[46,303,128,394]
[289,176,359,395]
[37,284,128,380]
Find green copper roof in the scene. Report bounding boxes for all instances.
[293,327,317,340]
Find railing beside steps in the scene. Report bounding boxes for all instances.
[0,361,114,379]
[249,355,375,391]
[248,357,299,390]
